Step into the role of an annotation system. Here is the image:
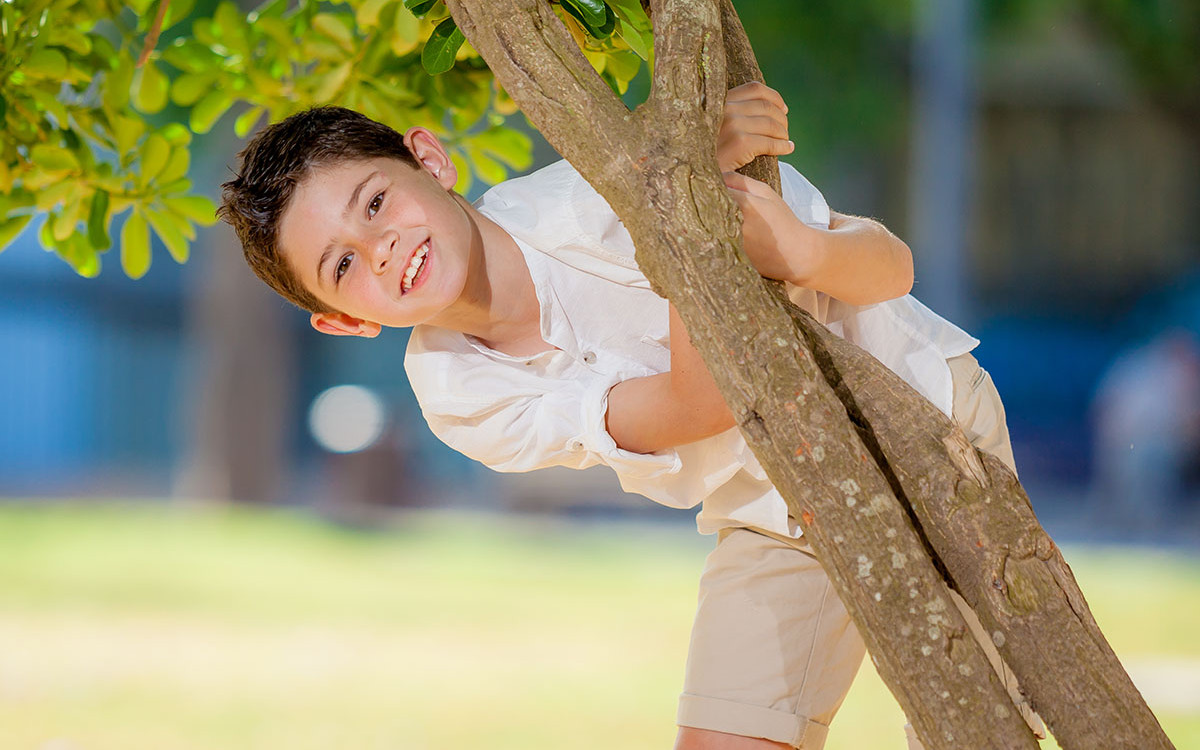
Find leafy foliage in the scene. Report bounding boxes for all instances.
[0,0,206,277]
[9,0,1183,280]
[1,0,651,278]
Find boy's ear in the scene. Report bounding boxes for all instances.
[403,127,457,191]
[310,312,382,338]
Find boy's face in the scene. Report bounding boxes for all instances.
[278,128,475,337]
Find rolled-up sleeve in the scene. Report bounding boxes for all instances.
[406,329,683,488]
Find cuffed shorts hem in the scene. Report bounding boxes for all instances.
[677,693,830,749]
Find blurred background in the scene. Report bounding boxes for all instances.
[2,0,1198,748]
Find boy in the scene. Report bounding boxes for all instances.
[218,83,1040,749]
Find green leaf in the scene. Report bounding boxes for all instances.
[102,54,134,112]
[159,177,193,196]
[615,16,650,59]
[161,123,192,147]
[61,233,101,278]
[120,210,151,279]
[30,144,80,173]
[48,27,92,55]
[213,1,243,41]
[303,37,348,62]
[403,0,438,17]
[89,34,119,67]
[313,13,355,52]
[249,0,288,20]
[162,0,196,29]
[38,215,56,252]
[561,0,615,38]
[391,2,421,55]
[422,17,465,75]
[356,0,390,29]
[157,147,191,186]
[449,150,472,195]
[256,17,292,49]
[608,0,651,32]
[34,180,76,211]
[312,61,353,103]
[464,145,507,185]
[109,113,145,158]
[5,190,35,213]
[164,195,218,226]
[0,214,33,252]
[140,133,171,184]
[26,48,69,79]
[134,61,169,113]
[234,105,264,138]
[561,0,606,30]
[604,49,642,87]
[471,127,533,169]
[52,197,83,242]
[88,190,112,251]
[190,90,234,133]
[171,71,216,106]
[26,87,70,124]
[144,205,189,263]
[162,40,214,73]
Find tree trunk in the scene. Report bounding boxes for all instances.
[446,0,1173,747]
[174,219,294,504]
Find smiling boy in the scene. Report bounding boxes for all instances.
[218,84,1040,749]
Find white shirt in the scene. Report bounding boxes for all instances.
[405,160,978,538]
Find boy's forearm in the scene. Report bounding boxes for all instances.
[606,305,736,454]
[793,211,914,305]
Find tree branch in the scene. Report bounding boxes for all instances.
[716,0,780,192]
[797,311,1175,749]
[447,0,1170,746]
[646,0,725,150]
[445,0,641,195]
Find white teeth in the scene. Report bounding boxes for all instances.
[402,242,429,292]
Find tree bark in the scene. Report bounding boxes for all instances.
[446,0,1173,747]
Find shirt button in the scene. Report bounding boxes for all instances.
[582,351,597,365]
[566,439,585,452]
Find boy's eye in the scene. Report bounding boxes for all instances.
[367,192,384,218]
[335,254,352,282]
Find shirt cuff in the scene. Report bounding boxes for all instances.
[574,376,683,479]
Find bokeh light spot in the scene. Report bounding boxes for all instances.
[308,385,387,453]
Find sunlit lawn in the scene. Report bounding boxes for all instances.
[0,502,1197,749]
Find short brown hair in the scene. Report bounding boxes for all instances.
[218,107,420,313]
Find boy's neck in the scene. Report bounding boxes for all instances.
[433,197,552,356]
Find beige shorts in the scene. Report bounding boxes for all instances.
[677,353,1042,747]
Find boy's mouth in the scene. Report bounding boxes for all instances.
[401,240,430,294]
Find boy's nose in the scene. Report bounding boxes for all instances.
[366,233,395,274]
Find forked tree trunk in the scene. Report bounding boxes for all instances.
[446,0,1174,747]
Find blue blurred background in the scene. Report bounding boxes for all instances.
[2,0,1198,547]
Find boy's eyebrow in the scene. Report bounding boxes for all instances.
[316,170,382,285]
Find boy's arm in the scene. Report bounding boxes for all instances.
[725,172,914,305]
[604,82,914,455]
[606,305,735,455]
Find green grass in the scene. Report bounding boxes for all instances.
[0,502,1196,749]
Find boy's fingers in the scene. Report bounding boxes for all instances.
[726,81,788,113]
[722,172,751,195]
[726,133,794,165]
[724,99,788,131]
[723,112,789,140]
[723,171,774,198]
[720,169,768,193]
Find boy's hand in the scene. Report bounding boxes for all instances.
[726,172,915,305]
[724,171,820,285]
[716,82,794,172]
